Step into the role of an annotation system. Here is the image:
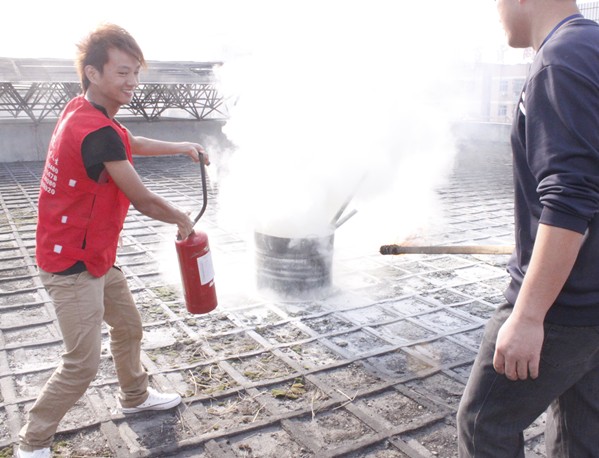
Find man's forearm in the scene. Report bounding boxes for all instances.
[128,135,206,164]
[513,223,585,322]
[133,193,186,224]
[129,136,186,156]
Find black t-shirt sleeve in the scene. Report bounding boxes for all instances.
[81,126,127,182]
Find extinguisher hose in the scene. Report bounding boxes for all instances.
[192,153,208,227]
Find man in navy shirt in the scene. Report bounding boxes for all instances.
[458,0,599,456]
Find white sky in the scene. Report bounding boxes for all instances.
[1,0,510,63]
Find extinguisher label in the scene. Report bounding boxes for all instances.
[197,251,215,285]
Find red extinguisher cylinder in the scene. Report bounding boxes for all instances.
[175,230,217,314]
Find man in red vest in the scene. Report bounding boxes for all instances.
[18,24,210,458]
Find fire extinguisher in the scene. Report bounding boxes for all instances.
[175,154,218,314]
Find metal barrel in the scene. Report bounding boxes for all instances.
[254,232,334,295]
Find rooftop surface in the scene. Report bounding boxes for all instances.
[0,143,548,457]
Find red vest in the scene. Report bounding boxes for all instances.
[36,96,133,277]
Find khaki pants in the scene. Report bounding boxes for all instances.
[19,267,148,450]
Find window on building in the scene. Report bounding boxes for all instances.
[513,79,525,97]
[498,105,507,119]
[499,80,508,97]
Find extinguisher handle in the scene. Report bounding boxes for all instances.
[192,153,208,227]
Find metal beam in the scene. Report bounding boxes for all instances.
[0,59,229,124]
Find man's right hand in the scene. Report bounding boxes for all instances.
[176,212,194,240]
[493,313,544,381]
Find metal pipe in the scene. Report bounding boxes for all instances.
[330,173,366,226]
[334,209,358,228]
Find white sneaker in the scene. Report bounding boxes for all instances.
[121,387,181,414]
[17,447,51,458]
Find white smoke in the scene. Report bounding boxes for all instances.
[208,1,505,253]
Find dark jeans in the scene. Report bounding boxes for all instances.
[457,302,599,457]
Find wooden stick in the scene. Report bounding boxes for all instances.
[379,244,515,255]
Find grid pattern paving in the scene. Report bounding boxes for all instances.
[0,142,548,458]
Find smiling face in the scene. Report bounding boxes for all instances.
[85,47,141,116]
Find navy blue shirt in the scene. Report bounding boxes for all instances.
[505,18,599,325]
